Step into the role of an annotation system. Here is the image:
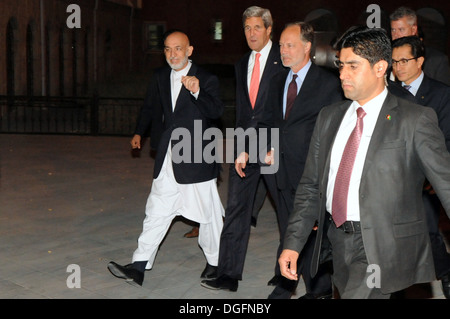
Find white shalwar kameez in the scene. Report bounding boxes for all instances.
[132,145,224,270]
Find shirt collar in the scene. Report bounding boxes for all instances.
[402,71,423,96]
[171,60,192,78]
[289,59,312,82]
[352,87,388,117]
[252,40,272,60]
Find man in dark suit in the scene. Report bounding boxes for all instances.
[201,6,284,292]
[390,6,450,86]
[391,35,450,299]
[256,22,344,299]
[107,30,225,286]
[279,26,450,298]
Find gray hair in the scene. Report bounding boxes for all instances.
[242,6,273,29]
[389,6,417,26]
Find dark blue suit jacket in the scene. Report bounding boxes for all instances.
[415,74,450,151]
[388,75,450,151]
[233,44,285,159]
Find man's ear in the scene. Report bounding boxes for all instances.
[412,25,418,36]
[417,56,425,69]
[187,45,194,57]
[375,60,389,78]
[304,41,312,54]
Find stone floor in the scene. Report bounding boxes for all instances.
[0,134,447,301]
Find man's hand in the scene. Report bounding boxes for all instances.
[424,181,436,195]
[265,148,274,165]
[235,152,249,178]
[130,134,142,149]
[181,76,199,94]
[279,249,299,281]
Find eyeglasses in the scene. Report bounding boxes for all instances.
[392,57,417,67]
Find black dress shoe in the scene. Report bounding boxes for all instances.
[200,263,218,279]
[107,261,144,287]
[268,285,292,299]
[298,290,332,299]
[200,275,238,292]
[441,273,450,299]
[267,275,282,286]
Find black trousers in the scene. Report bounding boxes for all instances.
[217,163,278,280]
[251,177,270,222]
[423,190,450,279]
[276,188,332,294]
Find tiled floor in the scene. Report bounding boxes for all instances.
[0,134,447,299]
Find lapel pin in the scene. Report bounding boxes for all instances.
[274,62,278,64]
[386,114,392,120]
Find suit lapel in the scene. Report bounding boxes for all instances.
[361,93,399,180]
[297,63,318,97]
[159,67,172,113]
[276,69,290,121]
[322,101,351,187]
[284,63,318,122]
[414,75,430,104]
[257,46,281,102]
[240,52,252,107]
[172,63,197,113]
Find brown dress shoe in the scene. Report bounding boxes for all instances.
[184,226,199,238]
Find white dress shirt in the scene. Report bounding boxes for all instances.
[326,88,388,221]
[171,60,199,110]
[247,40,272,92]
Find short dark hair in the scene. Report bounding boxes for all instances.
[334,26,392,69]
[392,35,425,59]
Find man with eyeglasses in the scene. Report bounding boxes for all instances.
[390,6,450,86]
[391,35,450,299]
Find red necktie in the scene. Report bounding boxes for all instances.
[249,53,261,109]
[285,74,298,119]
[331,107,366,227]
